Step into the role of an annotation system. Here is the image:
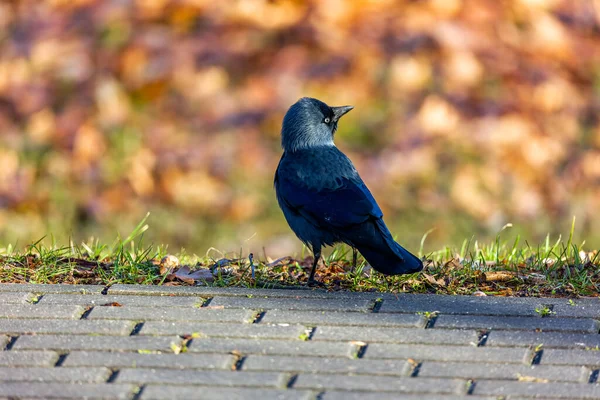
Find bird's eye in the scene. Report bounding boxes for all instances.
[324,117,331,124]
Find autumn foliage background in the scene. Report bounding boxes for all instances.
[0,0,599,258]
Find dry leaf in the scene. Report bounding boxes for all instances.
[170,266,214,284]
[423,273,446,287]
[100,302,123,307]
[159,255,180,275]
[484,271,517,282]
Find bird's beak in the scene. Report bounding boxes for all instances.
[331,105,354,122]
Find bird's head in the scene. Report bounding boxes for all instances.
[280,97,353,152]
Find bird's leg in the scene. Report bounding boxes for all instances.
[307,247,322,287]
[351,247,358,273]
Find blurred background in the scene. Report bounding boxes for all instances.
[0,0,599,258]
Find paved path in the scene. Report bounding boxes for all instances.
[0,284,599,399]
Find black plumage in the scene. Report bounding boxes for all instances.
[275,97,423,285]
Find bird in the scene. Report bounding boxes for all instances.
[274,97,423,286]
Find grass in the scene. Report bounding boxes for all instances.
[0,215,598,297]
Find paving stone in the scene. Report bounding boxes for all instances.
[261,310,426,327]
[379,295,542,316]
[141,321,307,339]
[188,338,355,357]
[434,315,600,333]
[3,284,599,400]
[209,296,373,312]
[0,284,105,294]
[87,306,254,322]
[0,292,36,304]
[486,330,600,349]
[417,361,589,382]
[0,319,135,336]
[365,344,529,363]
[0,304,85,319]
[12,335,180,352]
[63,351,234,370]
[541,349,600,366]
[0,382,134,399]
[472,380,600,398]
[117,369,285,387]
[0,351,59,367]
[108,284,379,299]
[293,374,465,393]
[552,299,600,318]
[38,293,203,308]
[312,326,478,345]
[141,386,312,400]
[0,367,111,383]
[321,393,497,400]
[243,355,410,375]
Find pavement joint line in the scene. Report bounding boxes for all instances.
[477,329,490,346]
[200,297,213,307]
[423,311,439,329]
[371,298,383,313]
[131,384,144,400]
[589,369,599,384]
[285,373,299,389]
[350,342,368,359]
[409,361,422,377]
[231,354,246,371]
[528,345,544,365]
[3,336,18,351]
[80,306,94,320]
[130,322,144,336]
[305,326,316,341]
[54,353,68,367]
[251,310,266,324]
[106,369,120,383]
[465,379,476,395]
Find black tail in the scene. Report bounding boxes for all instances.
[347,219,423,275]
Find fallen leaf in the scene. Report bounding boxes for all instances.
[100,302,123,307]
[484,271,517,282]
[170,266,214,284]
[526,273,547,284]
[159,254,180,275]
[423,273,446,287]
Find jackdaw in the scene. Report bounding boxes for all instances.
[274,97,423,285]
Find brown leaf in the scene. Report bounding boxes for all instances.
[423,273,446,287]
[443,258,462,271]
[159,255,180,275]
[100,302,123,307]
[484,271,517,282]
[172,265,214,284]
